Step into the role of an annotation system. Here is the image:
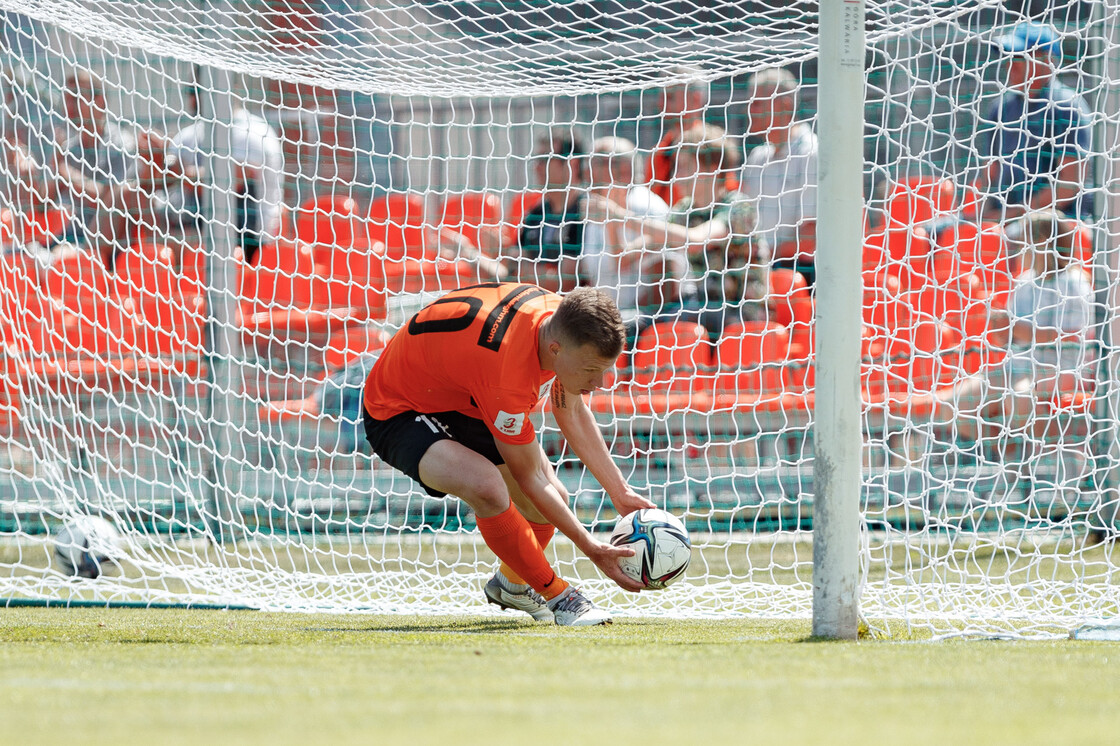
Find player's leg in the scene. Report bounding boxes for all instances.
[478,457,560,620]
[364,409,556,589]
[496,448,612,627]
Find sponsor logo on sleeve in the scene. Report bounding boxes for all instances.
[494,410,526,437]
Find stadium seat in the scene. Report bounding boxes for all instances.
[368,192,430,261]
[767,268,810,328]
[240,240,325,313]
[865,226,930,276]
[767,269,814,366]
[0,206,73,248]
[631,320,713,395]
[294,194,370,265]
[239,240,359,358]
[42,246,132,359]
[440,191,503,248]
[886,176,955,229]
[114,244,206,375]
[315,240,388,321]
[716,321,789,396]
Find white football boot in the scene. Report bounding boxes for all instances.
[484,571,553,622]
[546,586,612,626]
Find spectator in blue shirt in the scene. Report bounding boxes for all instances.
[978,22,1093,222]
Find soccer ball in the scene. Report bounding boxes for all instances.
[54,515,121,579]
[609,509,691,590]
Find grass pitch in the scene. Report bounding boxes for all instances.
[2,610,1119,745]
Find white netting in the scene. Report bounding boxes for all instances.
[0,0,1117,638]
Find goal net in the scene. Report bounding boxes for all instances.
[0,0,1117,638]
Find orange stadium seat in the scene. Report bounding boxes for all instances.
[631,320,712,395]
[440,192,503,248]
[368,192,429,261]
[43,246,132,359]
[115,244,206,375]
[716,321,789,396]
[294,194,370,265]
[315,240,388,321]
[886,177,955,229]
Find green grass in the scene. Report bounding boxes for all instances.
[1,610,1119,745]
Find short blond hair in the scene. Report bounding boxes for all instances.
[552,287,626,358]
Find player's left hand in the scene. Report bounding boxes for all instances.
[611,489,656,517]
[584,540,644,593]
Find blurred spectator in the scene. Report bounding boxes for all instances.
[694,198,770,337]
[932,210,1093,451]
[978,22,1092,222]
[646,68,707,208]
[509,130,587,292]
[739,67,818,284]
[626,251,700,353]
[666,123,741,261]
[164,85,285,263]
[0,65,74,258]
[594,123,741,277]
[582,136,670,317]
[51,70,143,266]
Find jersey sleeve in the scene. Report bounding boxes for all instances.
[474,387,540,445]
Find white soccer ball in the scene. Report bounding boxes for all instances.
[609,508,692,590]
[54,515,121,579]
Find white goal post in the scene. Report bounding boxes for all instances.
[0,0,1117,639]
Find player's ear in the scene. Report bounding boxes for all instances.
[548,340,561,357]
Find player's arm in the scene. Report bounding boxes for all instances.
[549,380,655,517]
[495,437,643,592]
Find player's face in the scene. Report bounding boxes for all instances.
[552,342,617,396]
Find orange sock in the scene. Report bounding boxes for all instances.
[476,507,568,600]
[499,521,555,586]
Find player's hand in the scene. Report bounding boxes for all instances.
[584,539,644,593]
[611,489,656,517]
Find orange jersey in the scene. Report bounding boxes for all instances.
[363,283,560,445]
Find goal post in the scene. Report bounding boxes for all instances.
[812,0,866,641]
[0,1,1119,638]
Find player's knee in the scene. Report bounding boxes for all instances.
[463,474,510,516]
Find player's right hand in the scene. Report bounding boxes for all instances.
[585,540,644,593]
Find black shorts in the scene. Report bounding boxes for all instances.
[362,407,504,497]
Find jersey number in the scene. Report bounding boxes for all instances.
[406,284,548,351]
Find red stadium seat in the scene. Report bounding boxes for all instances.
[716,322,789,395]
[241,241,325,314]
[440,192,503,248]
[767,268,809,328]
[368,192,430,261]
[115,244,206,373]
[294,194,370,265]
[315,240,388,321]
[886,177,955,229]
[632,320,712,394]
[42,246,132,359]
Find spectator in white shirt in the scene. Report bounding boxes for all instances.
[163,86,284,264]
[582,136,671,317]
[740,67,818,283]
[931,210,1094,452]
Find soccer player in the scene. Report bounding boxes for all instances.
[362,283,655,625]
